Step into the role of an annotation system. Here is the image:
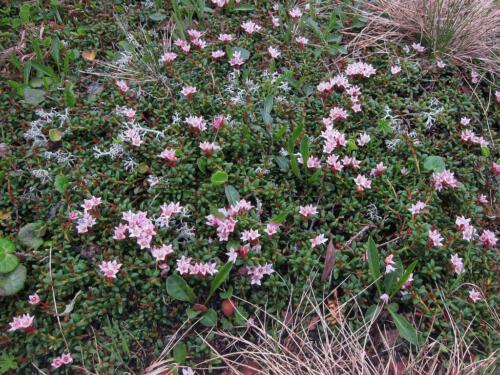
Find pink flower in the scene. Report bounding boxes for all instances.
[68,211,79,221]
[479,230,497,249]
[241,229,260,243]
[471,70,479,84]
[342,156,361,169]
[329,107,348,121]
[191,38,207,49]
[82,196,102,212]
[76,212,97,234]
[495,90,500,103]
[199,142,221,156]
[493,162,500,175]
[124,128,143,147]
[371,162,387,177]
[265,222,280,236]
[116,80,129,93]
[176,256,192,275]
[159,148,177,166]
[412,42,425,52]
[175,39,191,53]
[51,353,73,369]
[380,293,390,304]
[8,314,34,332]
[307,156,321,169]
[226,247,238,263]
[218,33,235,42]
[99,260,122,280]
[271,16,280,28]
[185,115,207,133]
[450,254,464,274]
[211,0,227,8]
[229,51,245,68]
[160,52,177,64]
[385,254,396,274]
[181,85,197,99]
[322,128,347,153]
[213,115,225,130]
[310,234,327,248]
[390,65,401,75]
[28,293,41,305]
[151,244,174,262]
[357,132,370,146]
[468,288,482,303]
[455,216,471,231]
[326,154,344,172]
[345,62,376,78]
[241,20,262,34]
[299,205,318,218]
[436,60,446,68]
[247,263,274,285]
[354,174,371,192]
[478,194,488,204]
[295,36,309,46]
[432,169,459,191]
[289,7,302,18]
[409,201,427,215]
[428,229,444,247]
[212,50,225,60]
[113,223,128,240]
[268,46,281,59]
[117,106,136,120]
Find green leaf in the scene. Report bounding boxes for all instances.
[274,156,289,172]
[290,154,302,180]
[200,309,217,327]
[51,37,61,66]
[481,147,490,157]
[377,118,392,135]
[272,209,289,224]
[64,83,76,107]
[0,265,27,296]
[17,222,45,249]
[423,155,445,173]
[231,47,250,60]
[300,137,310,167]
[49,129,62,142]
[173,341,187,364]
[0,353,17,373]
[287,124,304,153]
[219,286,233,299]
[0,238,15,253]
[0,250,19,274]
[225,185,240,206]
[206,262,232,302]
[166,274,196,303]
[390,261,417,297]
[54,174,70,194]
[388,309,420,346]
[19,4,31,22]
[149,12,167,21]
[263,96,274,114]
[31,61,57,78]
[367,237,381,289]
[23,88,45,105]
[211,170,228,185]
[233,4,255,11]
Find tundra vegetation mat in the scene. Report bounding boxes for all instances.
[0,1,498,374]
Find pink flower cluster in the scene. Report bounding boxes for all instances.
[114,210,157,249]
[99,260,122,280]
[460,130,488,148]
[187,28,207,49]
[432,169,459,191]
[428,229,444,247]
[185,115,207,134]
[8,313,34,332]
[75,196,102,234]
[123,128,143,147]
[151,244,174,262]
[176,256,218,277]
[51,353,73,369]
[345,62,377,78]
[321,126,347,153]
[317,74,350,94]
[455,216,476,241]
[247,263,274,285]
[160,51,177,64]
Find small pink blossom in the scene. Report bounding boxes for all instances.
[265,222,280,236]
[68,211,79,221]
[212,50,225,60]
[185,115,207,133]
[310,234,327,248]
[428,229,444,247]
[99,260,122,280]
[271,16,280,28]
[159,148,177,166]
[268,46,281,59]
[8,314,35,332]
[371,162,387,177]
[289,7,302,18]
[380,293,390,304]
[354,174,371,192]
[409,201,427,215]
[385,254,396,274]
[326,154,344,172]
[412,42,425,52]
[113,223,128,240]
[492,162,500,175]
[51,353,73,369]
[295,36,309,47]
[307,156,321,169]
[479,230,497,249]
[432,169,459,191]
[82,196,102,212]
[116,80,129,93]
[151,244,174,262]
[357,132,370,146]
[241,20,262,34]
[390,65,401,75]
[218,33,235,42]
[160,52,177,64]
[247,263,274,285]
[329,107,348,121]
[199,142,221,156]
[436,60,446,68]
[181,85,197,99]
[175,39,191,53]
[229,51,245,67]
[226,247,238,263]
[28,293,41,305]
[299,205,318,218]
[342,156,361,169]
[345,62,376,78]
[468,289,482,303]
[176,256,192,275]
[241,229,260,243]
[213,115,225,130]
[450,253,464,274]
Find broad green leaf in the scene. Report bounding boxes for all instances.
[0,252,19,274]
[290,154,302,180]
[51,37,61,66]
[388,309,420,346]
[31,62,57,78]
[287,124,304,153]
[173,341,187,364]
[423,155,445,173]
[272,209,289,224]
[64,83,76,107]
[390,261,417,297]
[263,96,274,114]
[200,308,217,327]
[17,222,45,249]
[274,156,289,172]
[166,274,196,303]
[54,174,70,194]
[211,171,228,185]
[0,265,26,296]
[225,185,240,206]
[274,125,287,140]
[0,238,15,253]
[149,12,167,21]
[206,262,232,302]
[49,129,62,142]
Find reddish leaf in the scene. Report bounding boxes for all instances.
[321,238,337,282]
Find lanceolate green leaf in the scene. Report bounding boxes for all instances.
[367,236,381,290]
[206,262,232,303]
[390,260,418,297]
[388,308,420,346]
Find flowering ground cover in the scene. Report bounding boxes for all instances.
[0,1,498,373]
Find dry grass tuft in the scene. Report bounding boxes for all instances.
[196,284,498,375]
[348,0,500,77]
